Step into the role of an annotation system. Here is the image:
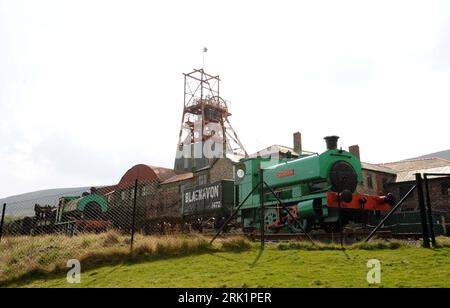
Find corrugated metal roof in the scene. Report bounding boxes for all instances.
[147,165,179,182]
[118,164,178,188]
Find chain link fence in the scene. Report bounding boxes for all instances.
[1,172,448,283]
[0,178,189,239]
[0,177,211,283]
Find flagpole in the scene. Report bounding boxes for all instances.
[202,47,207,69]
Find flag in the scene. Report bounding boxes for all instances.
[203,47,208,53]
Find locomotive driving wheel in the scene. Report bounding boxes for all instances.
[264,209,281,233]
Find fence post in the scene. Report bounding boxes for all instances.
[336,171,344,247]
[416,173,431,248]
[130,179,139,253]
[423,174,436,247]
[259,169,265,248]
[0,203,6,243]
[337,191,344,247]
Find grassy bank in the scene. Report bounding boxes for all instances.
[7,245,450,288]
[0,232,251,286]
[2,233,450,288]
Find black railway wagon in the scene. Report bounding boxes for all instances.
[182,180,235,230]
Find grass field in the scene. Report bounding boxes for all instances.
[7,245,450,288]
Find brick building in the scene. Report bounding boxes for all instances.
[358,162,397,195]
[381,158,450,220]
[348,146,450,226]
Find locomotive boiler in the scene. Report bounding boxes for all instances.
[235,136,395,233]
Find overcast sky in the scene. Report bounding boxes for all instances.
[1,0,449,197]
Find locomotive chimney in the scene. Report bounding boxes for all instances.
[349,145,360,160]
[324,135,339,150]
[293,132,302,154]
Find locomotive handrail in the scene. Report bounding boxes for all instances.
[365,185,417,243]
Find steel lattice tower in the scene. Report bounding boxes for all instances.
[174,69,247,171]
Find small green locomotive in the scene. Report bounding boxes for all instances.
[235,136,395,233]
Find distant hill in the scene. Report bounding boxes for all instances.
[413,149,450,161]
[0,187,92,217]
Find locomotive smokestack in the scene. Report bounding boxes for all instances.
[324,135,339,150]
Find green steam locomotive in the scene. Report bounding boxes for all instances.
[234,136,395,233]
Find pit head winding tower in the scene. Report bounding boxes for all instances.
[174,69,247,171]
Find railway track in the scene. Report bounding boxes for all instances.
[208,231,423,243]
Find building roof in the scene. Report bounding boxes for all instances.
[118,164,178,188]
[147,165,180,181]
[373,157,450,182]
[249,145,315,159]
[225,153,245,163]
[361,162,396,175]
[395,166,450,182]
[161,172,194,185]
[379,157,450,172]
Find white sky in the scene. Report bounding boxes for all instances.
[1,0,449,197]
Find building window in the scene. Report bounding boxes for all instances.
[130,188,135,198]
[367,174,373,189]
[198,173,208,186]
[121,191,127,201]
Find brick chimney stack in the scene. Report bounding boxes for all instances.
[293,132,302,154]
[349,145,360,160]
